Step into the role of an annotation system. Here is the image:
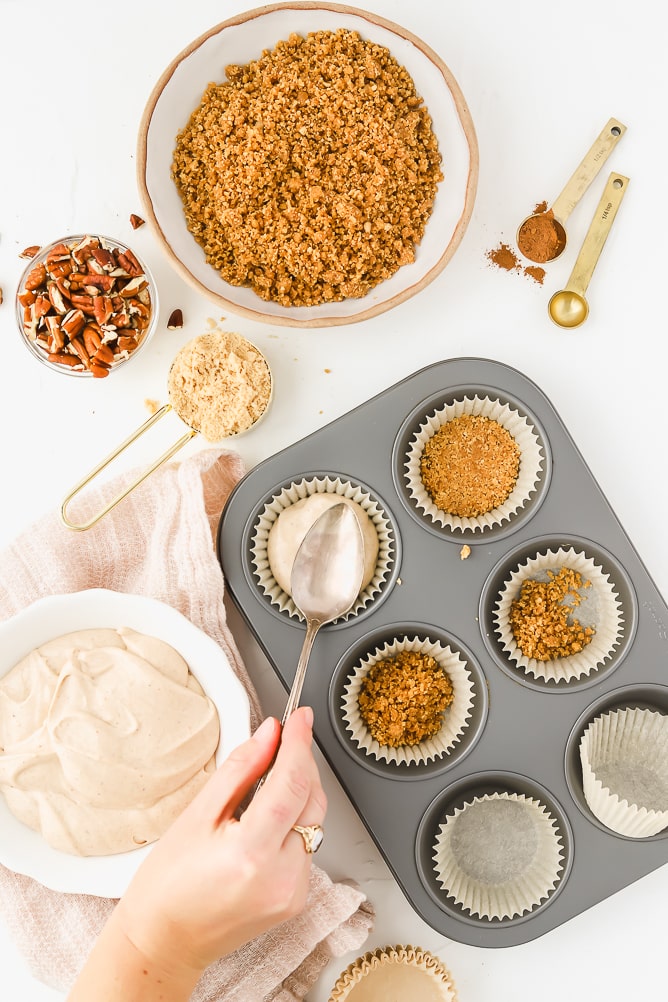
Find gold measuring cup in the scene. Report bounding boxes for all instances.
[61,331,272,531]
[517,117,626,264]
[548,172,629,329]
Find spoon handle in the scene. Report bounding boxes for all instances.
[281,618,322,724]
[551,118,626,224]
[564,172,630,297]
[254,617,321,793]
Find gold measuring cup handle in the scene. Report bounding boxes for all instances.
[61,403,198,531]
[562,172,629,299]
[550,117,626,224]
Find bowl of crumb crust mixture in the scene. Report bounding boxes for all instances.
[137,2,478,328]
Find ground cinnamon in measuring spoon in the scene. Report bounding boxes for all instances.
[517,201,565,263]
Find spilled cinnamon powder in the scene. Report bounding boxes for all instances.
[485,200,549,284]
[485,242,546,285]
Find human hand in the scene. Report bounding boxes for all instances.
[113,705,326,980]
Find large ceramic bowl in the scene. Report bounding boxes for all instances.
[137,1,478,328]
[0,590,251,897]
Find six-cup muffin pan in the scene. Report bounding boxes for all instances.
[217,357,668,947]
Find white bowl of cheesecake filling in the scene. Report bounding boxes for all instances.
[0,589,251,897]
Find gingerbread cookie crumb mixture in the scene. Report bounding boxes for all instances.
[172,28,443,307]
[420,414,521,517]
[509,566,595,661]
[167,331,271,441]
[358,650,454,747]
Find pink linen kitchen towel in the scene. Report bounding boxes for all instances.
[0,448,374,1001]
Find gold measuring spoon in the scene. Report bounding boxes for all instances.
[61,331,272,531]
[517,117,626,264]
[548,172,629,329]
[256,502,364,791]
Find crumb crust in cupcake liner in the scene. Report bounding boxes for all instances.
[404,394,544,533]
[341,635,475,765]
[493,546,624,683]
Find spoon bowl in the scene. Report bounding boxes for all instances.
[548,289,589,329]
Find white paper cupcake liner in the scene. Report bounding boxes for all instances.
[404,395,544,533]
[433,792,564,920]
[341,636,475,765]
[580,707,668,837]
[329,944,458,1002]
[251,476,393,621]
[493,546,624,683]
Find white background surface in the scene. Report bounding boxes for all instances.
[1,1,667,999]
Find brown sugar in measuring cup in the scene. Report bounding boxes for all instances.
[60,330,272,531]
[167,331,271,440]
[517,117,626,264]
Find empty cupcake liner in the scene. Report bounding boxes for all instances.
[341,635,475,765]
[432,792,565,920]
[493,546,624,683]
[251,476,394,620]
[579,707,668,837]
[404,394,544,533]
[329,944,457,1002]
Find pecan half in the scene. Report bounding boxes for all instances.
[167,308,184,329]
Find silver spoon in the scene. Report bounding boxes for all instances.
[284,501,365,720]
[256,502,365,788]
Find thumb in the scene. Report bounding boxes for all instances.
[189,717,281,827]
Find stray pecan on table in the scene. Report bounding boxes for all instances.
[18,235,153,377]
[167,308,183,329]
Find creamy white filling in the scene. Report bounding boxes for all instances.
[0,628,219,856]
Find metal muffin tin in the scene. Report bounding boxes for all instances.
[217,357,668,947]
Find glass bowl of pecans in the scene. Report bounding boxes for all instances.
[15,234,159,378]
